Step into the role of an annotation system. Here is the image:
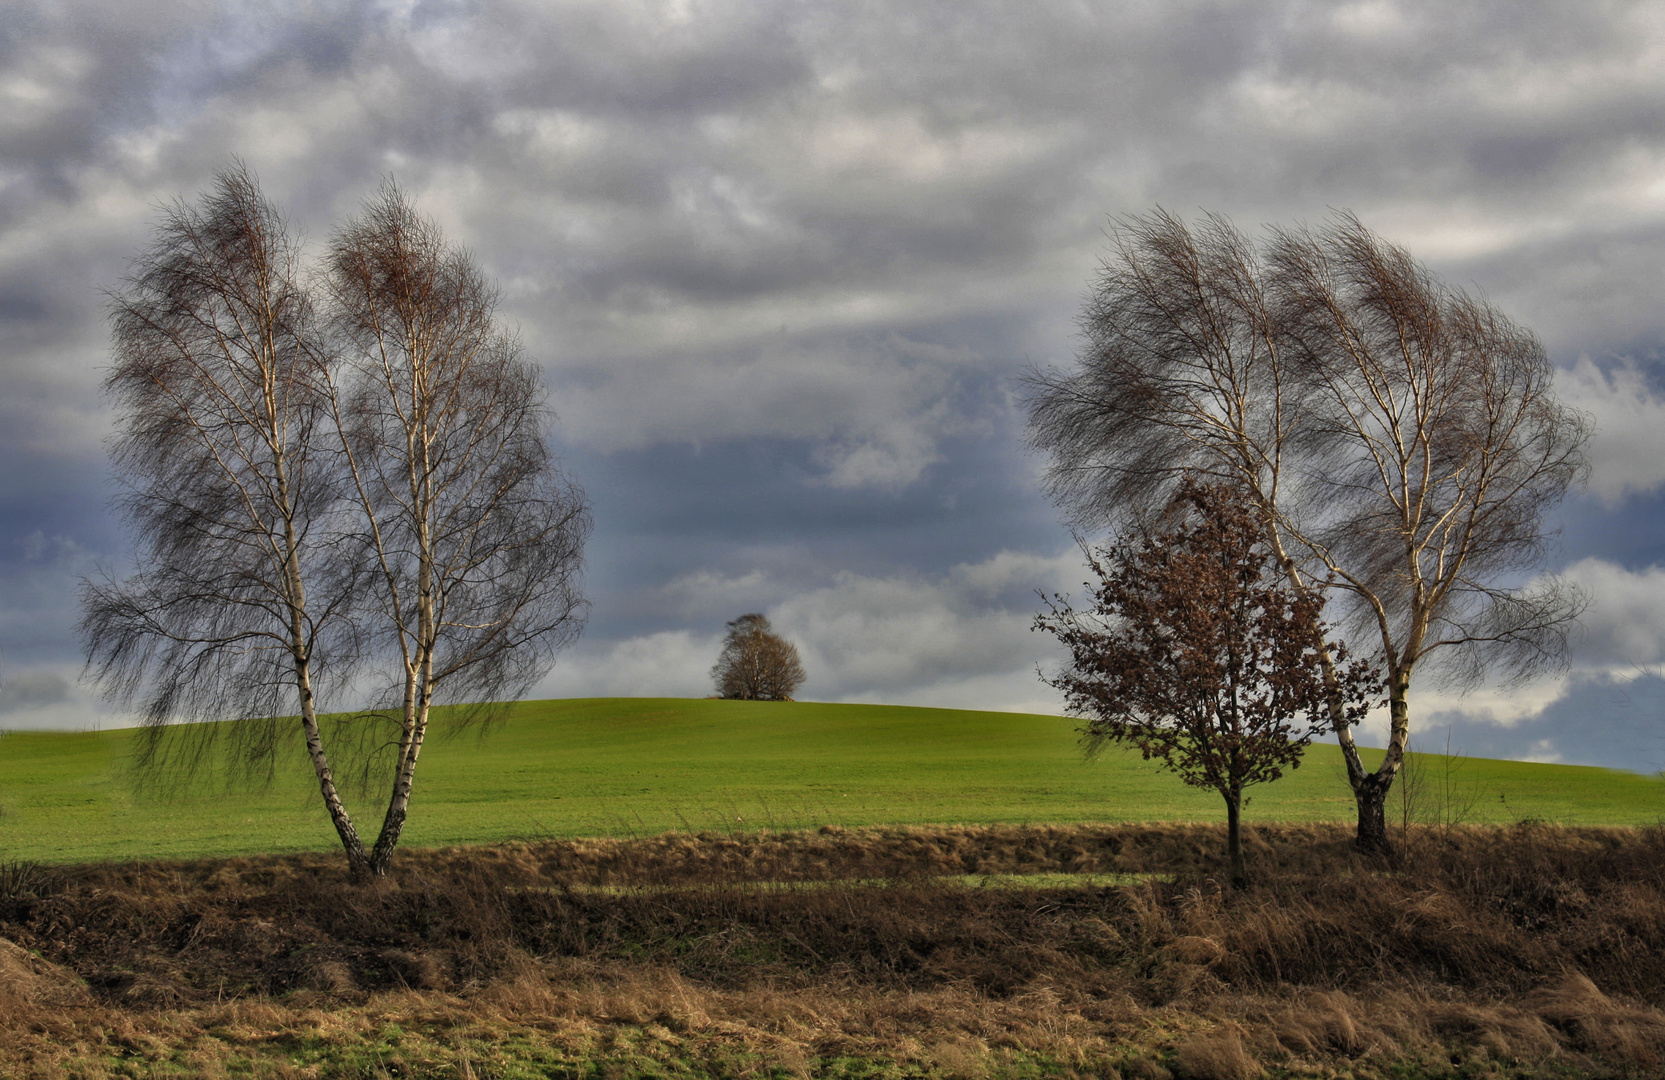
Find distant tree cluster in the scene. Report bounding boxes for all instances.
[81,164,591,877]
[712,614,805,701]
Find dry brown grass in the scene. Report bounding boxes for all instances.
[2,822,1664,1077]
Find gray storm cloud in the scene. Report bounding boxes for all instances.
[2,1,1664,766]
[0,670,70,713]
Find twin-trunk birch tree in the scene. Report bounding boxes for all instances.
[1025,210,1589,855]
[82,166,590,877]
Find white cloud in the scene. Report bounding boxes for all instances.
[1411,668,1665,773]
[556,334,978,490]
[764,549,1081,707]
[1381,557,1665,735]
[11,0,1665,741]
[0,663,120,731]
[545,629,725,700]
[949,548,1089,598]
[1360,555,1665,768]
[1556,357,1665,505]
[1562,556,1665,667]
[1399,677,1570,732]
[0,668,70,713]
[545,548,1084,712]
[656,569,774,619]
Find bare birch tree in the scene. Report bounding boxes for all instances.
[1025,210,1589,854]
[79,164,373,873]
[328,185,591,876]
[1266,216,1588,851]
[82,169,590,879]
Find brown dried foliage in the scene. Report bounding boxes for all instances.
[3,823,1664,1076]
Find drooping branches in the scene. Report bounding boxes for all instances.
[81,163,369,868]
[82,168,590,877]
[1026,209,1291,529]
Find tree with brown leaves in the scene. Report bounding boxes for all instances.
[1025,210,1588,855]
[712,614,806,702]
[1036,480,1379,887]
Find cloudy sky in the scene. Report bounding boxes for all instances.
[4,0,1665,771]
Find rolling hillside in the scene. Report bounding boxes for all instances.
[2,697,1660,863]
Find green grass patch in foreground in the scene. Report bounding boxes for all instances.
[1,697,1661,863]
[83,1026,1575,1080]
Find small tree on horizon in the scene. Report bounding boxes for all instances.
[712,614,805,701]
[1036,479,1379,887]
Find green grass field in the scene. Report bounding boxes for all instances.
[2,697,1661,863]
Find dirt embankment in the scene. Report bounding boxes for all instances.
[3,822,1664,1078]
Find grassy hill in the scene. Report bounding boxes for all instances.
[2,697,1661,863]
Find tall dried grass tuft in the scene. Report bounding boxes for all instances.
[1171,1026,1256,1080]
[0,935,90,1028]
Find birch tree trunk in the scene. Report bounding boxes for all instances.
[329,182,591,877]
[82,163,372,874]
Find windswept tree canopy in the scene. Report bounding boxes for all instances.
[1025,209,1589,853]
[81,167,591,877]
